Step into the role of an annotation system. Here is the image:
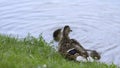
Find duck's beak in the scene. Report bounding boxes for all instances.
[70,30,72,32]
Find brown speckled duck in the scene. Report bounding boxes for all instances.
[53,25,101,61]
[58,25,88,61]
[86,50,101,60]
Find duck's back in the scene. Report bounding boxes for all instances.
[71,39,86,51]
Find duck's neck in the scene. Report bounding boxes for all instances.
[63,33,70,40]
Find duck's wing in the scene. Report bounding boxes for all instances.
[71,39,86,52]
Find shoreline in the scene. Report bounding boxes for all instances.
[0,34,117,68]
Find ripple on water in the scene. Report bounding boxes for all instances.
[0,0,120,66]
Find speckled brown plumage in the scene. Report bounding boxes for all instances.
[58,25,88,60]
[53,25,101,61]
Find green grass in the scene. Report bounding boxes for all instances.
[0,34,118,68]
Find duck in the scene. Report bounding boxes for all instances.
[58,25,88,61]
[53,25,101,61]
[86,49,101,60]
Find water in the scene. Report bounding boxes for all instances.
[0,0,120,66]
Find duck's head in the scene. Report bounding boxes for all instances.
[53,28,62,42]
[90,50,101,60]
[63,25,72,37]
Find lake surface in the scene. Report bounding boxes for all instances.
[0,0,120,66]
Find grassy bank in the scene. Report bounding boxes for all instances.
[0,34,117,68]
